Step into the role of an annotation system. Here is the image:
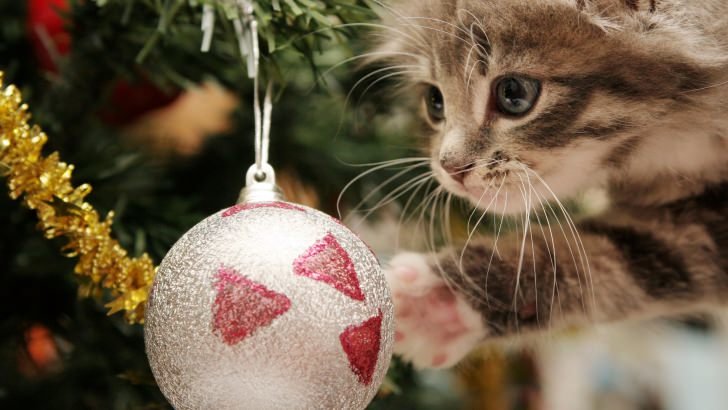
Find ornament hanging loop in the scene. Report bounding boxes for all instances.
[246,163,275,186]
[239,164,284,204]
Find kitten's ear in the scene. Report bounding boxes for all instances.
[583,0,659,13]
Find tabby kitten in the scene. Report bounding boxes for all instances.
[372,0,728,369]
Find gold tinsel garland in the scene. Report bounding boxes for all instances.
[0,72,155,324]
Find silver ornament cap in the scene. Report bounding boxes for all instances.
[144,169,394,409]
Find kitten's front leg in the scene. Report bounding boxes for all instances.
[385,244,555,369]
[386,237,595,368]
[387,214,723,368]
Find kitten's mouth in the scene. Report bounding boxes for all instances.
[462,169,544,215]
[434,161,545,214]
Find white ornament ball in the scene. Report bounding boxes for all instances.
[144,199,394,409]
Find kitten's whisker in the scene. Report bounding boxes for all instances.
[517,172,541,326]
[347,65,421,104]
[401,16,472,40]
[318,50,425,81]
[338,156,429,168]
[535,189,585,314]
[356,171,433,224]
[394,20,473,53]
[461,177,504,270]
[457,7,491,48]
[463,42,480,86]
[513,171,534,321]
[485,178,509,309]
[466,58,484,90]
[345,65,423,130]
[680,79,728,95]
[367,0,407,19]
[337,158,429,219]
[281,21,429,55]
[466,184,490,237]
[430,192,477,301]
[425,191,468,302]
[412,184,442,247]
[345,164,429,224]
[412,181,440,221]
[530,187,565,323]
[534,189,559,326]
[451,159,499,177]
[355,69,423,106]
[366,0,444,57]
[423,190,460,296]
[457,177,506,300]
[523,170,560,326]
[444,193,481,303]
[442,192,455,247]
[396,176,434,249]
[455,188,490,296]
[525,168,595,316]
[371,0,472,53]
[348,64,421,94]
[467,23,491,58]
[471,158,504,166]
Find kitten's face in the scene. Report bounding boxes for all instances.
[376,0,710,214]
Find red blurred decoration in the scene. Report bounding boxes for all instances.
[17,324,61,378]
[339,311,383,386]
[212,266,291,346]
[98,78,180,126]
[27,0,71,72]
[293,233,365,301]
[27,0,180,125]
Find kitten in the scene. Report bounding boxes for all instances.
[370,0,728,369]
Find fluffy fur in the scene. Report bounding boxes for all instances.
[370,0,728,368]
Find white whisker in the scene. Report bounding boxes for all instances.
[356,171,434,224]
[337,158,429,219]
[526,168,595,316]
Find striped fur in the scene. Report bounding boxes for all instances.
[373,0,728,368]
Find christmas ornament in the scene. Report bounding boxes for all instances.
[144,4,394,408]
[0,73,155,323]
[144,193,394,409]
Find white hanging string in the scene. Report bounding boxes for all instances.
[200,4,215,52]
[260,81,273,167]
[239,0,273,180]
[203,1,274,182]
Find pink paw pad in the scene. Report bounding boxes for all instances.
[392,266,419,283]
[386,252,488,369]
[431,353,448,367]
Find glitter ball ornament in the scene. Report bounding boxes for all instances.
[144,177,394,409]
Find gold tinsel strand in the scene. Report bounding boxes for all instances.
[0,72,155,324]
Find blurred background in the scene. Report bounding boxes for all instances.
[1,1,727,409]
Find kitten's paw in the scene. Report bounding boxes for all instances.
[385,252,487,369]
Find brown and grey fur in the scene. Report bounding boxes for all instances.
[373,0,728,368]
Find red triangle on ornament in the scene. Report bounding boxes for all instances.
[339,311,383,386]
[212,266,291,346]
[293,233,365,301]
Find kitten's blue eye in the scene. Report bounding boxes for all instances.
[426,85,445,123]
[494,76,541,116]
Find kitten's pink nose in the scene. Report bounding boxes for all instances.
[441,160,473,185]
